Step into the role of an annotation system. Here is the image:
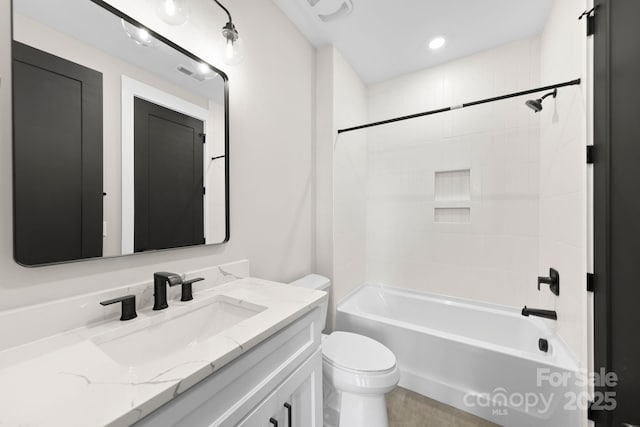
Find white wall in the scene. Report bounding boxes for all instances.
[332,50,367,322]
[537,0,589,376]
[365,37,542,307]
[0,0,315,310]
[315,46,367,329]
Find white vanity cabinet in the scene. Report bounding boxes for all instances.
[237,349,321,427]
[134,307,323,427]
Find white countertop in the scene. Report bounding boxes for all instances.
[0,278,327,427]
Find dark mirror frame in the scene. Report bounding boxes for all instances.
[11,0,230,267]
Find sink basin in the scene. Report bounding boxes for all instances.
[92,295,266,367]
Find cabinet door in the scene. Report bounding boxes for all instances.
[238,349,322,427]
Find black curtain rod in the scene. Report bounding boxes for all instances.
[337,78,581,134]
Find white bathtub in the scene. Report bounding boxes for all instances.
[335,284,584,427]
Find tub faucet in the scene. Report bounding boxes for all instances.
[521,306,557,320]
[153,272,183,310]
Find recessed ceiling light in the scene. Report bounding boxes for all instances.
[428,37,446,50]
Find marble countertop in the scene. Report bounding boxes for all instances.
[0,278,327,427]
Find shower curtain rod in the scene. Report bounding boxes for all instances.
[337,78,581,134]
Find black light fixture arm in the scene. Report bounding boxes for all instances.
[212,0,239,45]
[212,0,233,24]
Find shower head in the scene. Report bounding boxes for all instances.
[525,99,543,112]
[525,88,557,113]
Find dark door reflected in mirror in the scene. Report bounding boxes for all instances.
[13,42,104,265]
[134,98,205,252]
[12,0,229,266]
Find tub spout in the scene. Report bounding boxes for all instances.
[521,306,557,320]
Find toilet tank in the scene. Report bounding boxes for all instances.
[289,274,330,330]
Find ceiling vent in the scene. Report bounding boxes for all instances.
[306,0,353,22]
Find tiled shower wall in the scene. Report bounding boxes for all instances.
[365,36,543,307]
[537,0,589,369]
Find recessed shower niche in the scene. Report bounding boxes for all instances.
[434,169,471,223]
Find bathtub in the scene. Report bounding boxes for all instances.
[335,284,584,427]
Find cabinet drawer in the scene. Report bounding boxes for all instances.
[135,307,322,427]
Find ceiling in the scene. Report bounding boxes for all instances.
[273,0,554,84]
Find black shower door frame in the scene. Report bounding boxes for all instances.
[593,0,640,425]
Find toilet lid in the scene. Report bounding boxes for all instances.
[322,332,396,373]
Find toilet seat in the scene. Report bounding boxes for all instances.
[322,332,397,373]
[321,332,400,395]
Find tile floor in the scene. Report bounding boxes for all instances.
[386,387,500,427]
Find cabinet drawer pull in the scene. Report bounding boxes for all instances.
[284,402,292,426]
[269,417,278,426]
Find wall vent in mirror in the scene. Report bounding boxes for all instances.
[434,169,471,224]
[11,0,229,266]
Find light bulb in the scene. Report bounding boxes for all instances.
[220,23,244,66]
[189,59,218,80]
[198,62,211,74]
[156,0,189,25]
[223,38,244,66]
[164,0,177,16]
[121,20,160,47]
[138,28,151,43]
[225,39,234,61]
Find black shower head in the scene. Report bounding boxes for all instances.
[525,88,557,113]
[525,99,544,112]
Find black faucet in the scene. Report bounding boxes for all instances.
[153,272,183,310]
[538,268,560,296]
[522,306,557,320]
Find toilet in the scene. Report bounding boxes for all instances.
[290,275,400,427]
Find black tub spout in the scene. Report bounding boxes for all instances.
[522,306,557,320]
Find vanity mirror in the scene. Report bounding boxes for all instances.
[12,0,229,266]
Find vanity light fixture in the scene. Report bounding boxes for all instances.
[155,0,243,65]
[428,36,446,50]
[121,20,160,47]
[156,0,189,26]
[212,0,244,66]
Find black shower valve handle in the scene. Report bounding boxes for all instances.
[537,268,560,296]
